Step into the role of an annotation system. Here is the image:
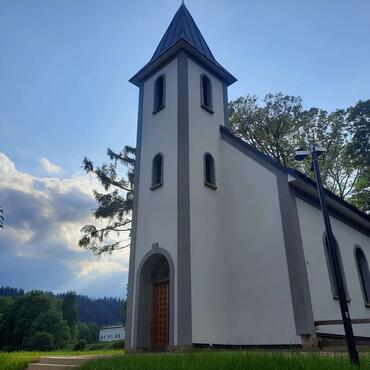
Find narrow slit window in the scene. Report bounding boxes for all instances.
[323,233,349,301]
[153,75,165,113]
[201,75,213,112]
[151,153,163,189]
[204,153,216,189]
[355,246,370,305]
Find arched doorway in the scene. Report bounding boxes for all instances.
[135,251,173,350]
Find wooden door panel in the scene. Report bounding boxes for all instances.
[152,280,169,348]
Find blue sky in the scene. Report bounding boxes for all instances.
[0,0,369,298]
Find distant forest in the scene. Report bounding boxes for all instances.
[0,286,125,326]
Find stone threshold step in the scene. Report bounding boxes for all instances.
[27,364,78,370]
[39,355,112,365]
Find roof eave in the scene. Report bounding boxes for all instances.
[129,38,237,87]
[288,170,370,232]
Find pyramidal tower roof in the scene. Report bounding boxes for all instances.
[130,3,236,86]
[150,3,216,64]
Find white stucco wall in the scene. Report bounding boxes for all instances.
[187,58,300,345]
[188,58,228,344]
[296,198,370,337]
[132,58,178,342]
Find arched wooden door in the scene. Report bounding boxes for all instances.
[152,279,169,348]
[136,252,172,350]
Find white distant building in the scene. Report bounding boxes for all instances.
[125,3,370,351]
[99,325,125,342]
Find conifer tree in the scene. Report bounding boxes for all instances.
[79,146,135,254]
[0,207,3,228]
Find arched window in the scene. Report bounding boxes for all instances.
[355,246,370,305]
[153,75,165,113]
[204,153,216,189]
[201,74,213,113]
[151,153,163,189]
[323,233,349,301]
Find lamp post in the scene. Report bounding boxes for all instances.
[295,144,360,366]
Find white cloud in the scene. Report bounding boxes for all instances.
[76,259,127,278]
[40,157,61,174]
[0,152,129,298]
[0,153,35,193]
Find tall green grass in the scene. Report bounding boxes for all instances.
[0,352,39,370]
[80,351,366,370]
[0,349,122,370]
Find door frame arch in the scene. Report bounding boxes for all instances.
[134,246,175,349]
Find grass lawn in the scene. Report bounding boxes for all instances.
[79,351,369,370]
[0,349,123,370]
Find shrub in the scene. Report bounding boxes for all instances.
[26,331,55,351]
[73,339,87,350]
[111,340,124,349]
[88,342,109,350]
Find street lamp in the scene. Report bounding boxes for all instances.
[295,144,360,366]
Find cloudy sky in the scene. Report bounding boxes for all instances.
[1,0,370,298]
[0,152,129,297]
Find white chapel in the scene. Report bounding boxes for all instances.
[125,3,370,350]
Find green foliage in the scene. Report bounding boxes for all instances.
[0,287,125,352]
[73,339,87,351]
[229,94,369,212]
[73,295,124,327]
[79,146,135,254]
[0,296,13,321]
[347,100,370,213]
[349,170,370,213]
[229,94,302,167]
[26,332,55,351]
[347,100,370,165]
[0,291,71,351]
[0,297,13,343]
[61,292,78,333]
[76,322,99,344]
[110,340,124,349]
[29,309,70,349]
[87,340,124,351]
[1,286,125,328]
[79,351,365,370]
[88,323,100,343]
[0,287,25,298]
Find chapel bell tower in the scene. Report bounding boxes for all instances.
[125,3,236,350]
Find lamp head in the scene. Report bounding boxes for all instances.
[294,147,310,161]
[313,144,327,157]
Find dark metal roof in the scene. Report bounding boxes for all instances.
[130,4,236,86]
[150,3,216,64]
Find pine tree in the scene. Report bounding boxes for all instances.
[79,146,135,254]
[0,206,3,228]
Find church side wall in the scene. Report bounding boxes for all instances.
[218,142,301,345]
[296,198,370,337]
[132,58,178,342]
[187,58,300,345]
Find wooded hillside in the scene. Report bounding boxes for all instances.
[0,286,125,326]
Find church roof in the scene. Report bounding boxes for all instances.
[130,4,236,86]
[150,3,216,65]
